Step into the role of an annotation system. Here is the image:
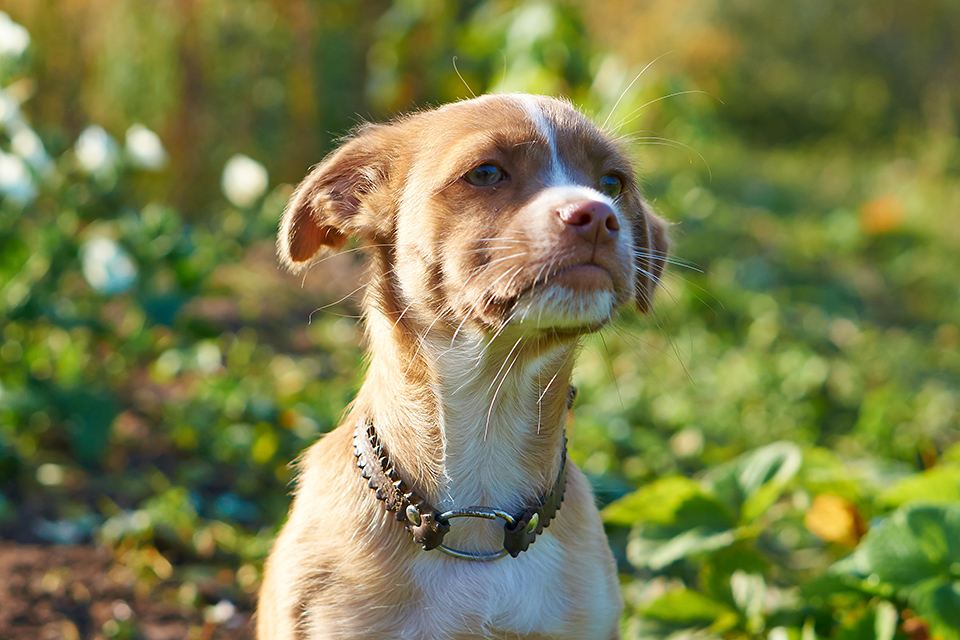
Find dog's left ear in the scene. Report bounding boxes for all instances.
[278,124,395,273]
[634,203,670,314]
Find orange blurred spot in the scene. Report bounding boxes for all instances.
[279,409,299,430]
[903,616,931,640]
[859,195,904,235]
[804,494,867,546]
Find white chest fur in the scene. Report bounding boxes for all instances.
[407,536,618,640]
[408,538,569,638]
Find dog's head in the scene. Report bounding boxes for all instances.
[278,94,668,337]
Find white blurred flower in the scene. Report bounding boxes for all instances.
[125,124,168,170]
[112,601,132,622]
[0,12,30,58]
[205,599,237,624]
[36,463,64,486]
[81,236,137,295]
[10,125,51,172]
[75,125,119,175]
[0,91,22,129]
[195,341,222,374]
[506,4,556,49]
[221,154,268,207]
[0,150,36,205]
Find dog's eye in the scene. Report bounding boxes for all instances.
[598,174,624,199]
[464,164,508,186]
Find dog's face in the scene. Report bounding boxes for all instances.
[279,94,667,337]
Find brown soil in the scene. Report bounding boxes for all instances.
[0,543,254,640]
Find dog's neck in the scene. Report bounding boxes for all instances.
[355,307,575,517]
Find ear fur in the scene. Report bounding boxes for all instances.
[278,124,393,273]
[635,203,670,314]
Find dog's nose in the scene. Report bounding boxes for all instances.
[557,201,620,243]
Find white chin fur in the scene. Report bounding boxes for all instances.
[511,287,616,329]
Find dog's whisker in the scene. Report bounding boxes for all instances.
[600,51,673,132]
[606,323,681,397]
[466,252,526,273]
[634,250,702,272]
[483,336,524,441]
[597,331,625,411]
[485,335,524,395]
[452,55,476,99]
[621,136,712,179]
[464,234,526,244]
[391,300,418,330]
[634,263,719,312]
[536,341,543,434]
[308,284,367,323]
[612,90,714,133]
[446,264,525,348]
[403,309,453,378]
[460,245,522,255]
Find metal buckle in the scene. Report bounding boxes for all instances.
[435,507,516,562]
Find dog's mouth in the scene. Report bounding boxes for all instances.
[477,260,625,332]
[515,258,619,298]
[537,263,614,291]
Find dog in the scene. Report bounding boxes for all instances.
[257,93,668,639]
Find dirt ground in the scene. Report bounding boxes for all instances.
[0,542,254,640]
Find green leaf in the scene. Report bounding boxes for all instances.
[880,464,960,508]
[910,582,960,640]
[829,603,902,640]
[643,588,739,632]
[628,525,737,571]
[623,490,739,570]
[833,504,960,588]
[835,607,887,640]
[706,442,803,524]
[59,388,118,466]
[730,570,766,633]
[602,476,703,526]
[874,601,898,640]
[801,573,875,600]
[700,545,769,606]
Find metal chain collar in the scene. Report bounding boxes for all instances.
[352,388,574,562]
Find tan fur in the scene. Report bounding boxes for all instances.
[260,94,668,640]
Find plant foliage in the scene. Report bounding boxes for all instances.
[1,0,958,637]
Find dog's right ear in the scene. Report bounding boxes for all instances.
[278,124,394,273]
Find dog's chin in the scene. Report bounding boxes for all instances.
[510,278,618,334]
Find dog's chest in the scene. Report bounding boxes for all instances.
[406,537,615,639]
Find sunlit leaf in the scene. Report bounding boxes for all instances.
[833,504,960,588]
[706,442,802,523]
[730,570,766,632]
[643,588,739,632]
[874,601,898,640]
[628,525,737,571]
[910,582,960,640]
[602,475,704,526]
[880,465,960,508]
[700,545,768,606]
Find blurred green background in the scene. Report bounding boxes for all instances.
[1,0,959,638]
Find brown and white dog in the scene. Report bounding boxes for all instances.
[258,94,668,640]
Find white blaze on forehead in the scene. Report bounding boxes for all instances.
[509,94,572,186]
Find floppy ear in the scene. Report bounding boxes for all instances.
[278,124,393,273]
[634,203,670,314]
